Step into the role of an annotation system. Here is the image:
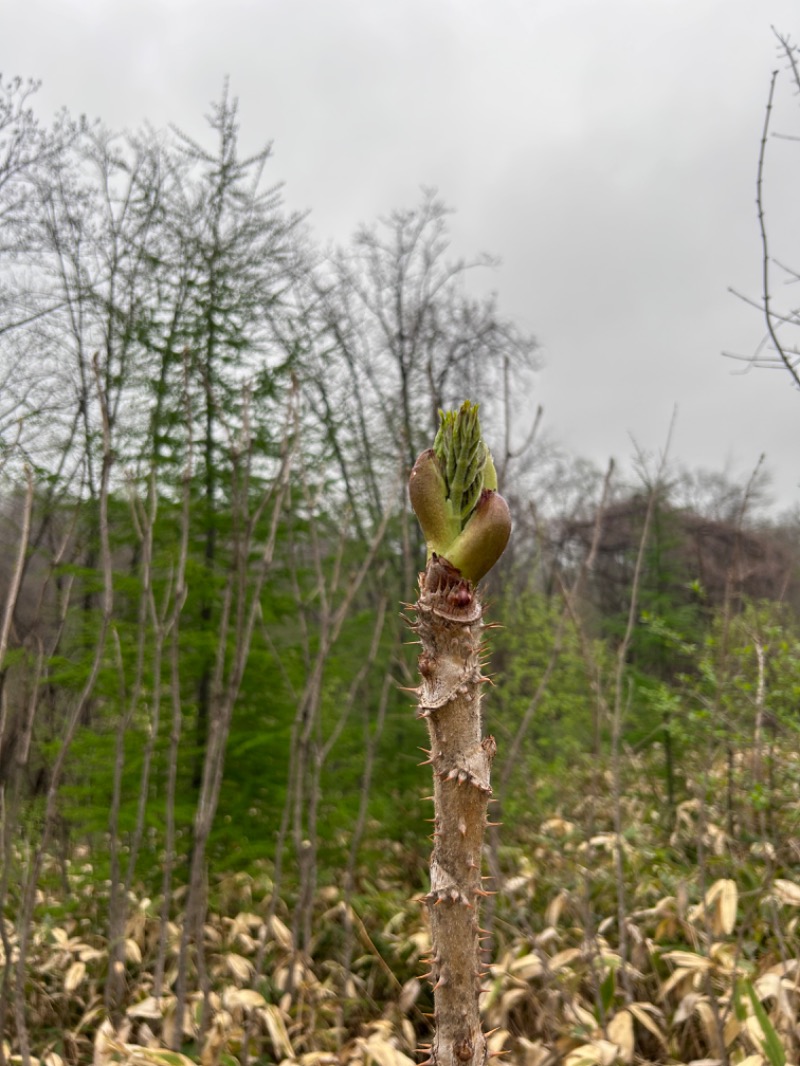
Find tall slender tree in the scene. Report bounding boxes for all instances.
[166,83,302,790]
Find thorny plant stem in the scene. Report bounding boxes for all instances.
[412,556,495,1066]
[407,402,509,1065]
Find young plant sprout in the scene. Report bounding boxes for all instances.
[408,401,511,1066]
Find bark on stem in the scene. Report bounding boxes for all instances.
[414,554,494,1066]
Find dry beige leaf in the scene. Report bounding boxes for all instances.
[131,1048,197,1065]
[587,833,617,852]
[281,1054,338,1065]
[744,1013,774,1052]
[78,947,105,963]
[654,895,678,916]
[274,957,317,992]
[764,958,799,979]
[230,911,263,934]
[545,890,568,926]
[705,822,728,856]
[236,932,257,953]
[694,1000,722,1055]
[125,938,143,964]
[225,952,253,982]
[43,1053,65,1066]
[564,1045,599,1066]
[269,915,293,950]
[690,879,735,934]
[406,928,431,960]
[64,960,86,993]
[137,1023,158,1049]
[490,948,515,978]
[709,942,735,971]
[751,841,776,861]
[498,985,529,1018]
[662,950,713,971]
[487,1027,510,1055]
[717,879,737,935]
[563,1000,600,1030]
[754,973,783,1000]
[126,910,147,947]
[358,1032,416,1066]
[540,816,575,835]
[773,879,800,906]
[565,1039,620,1066]
[202,1010,234,1066]
[723,1010,742,1047]
[549,947,582,971]
[628,1002,667,1048]
[229,987,266,1010]
[93,1019,117,1066]
[504,875,531,893]
[126,996,165,1020]
[535,926,560,950]
[673,992,703,1025]
[607,1010,634,1063]
[261,1003,294,1058]
[661,967,698,1001]
[510,952,545,981]
[75,1001,105,1037]
[515,1038,554,1066]
[397,977,420,1014]
[754,971,794,1024]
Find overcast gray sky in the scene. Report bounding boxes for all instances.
[4,0,799,512]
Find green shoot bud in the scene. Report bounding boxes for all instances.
[408,449,452,556]
[482,450,498,492]
[434,401,487,526]
[445,489,511,584]
[410,401,512,580]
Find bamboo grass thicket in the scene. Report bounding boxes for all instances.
[408,402,511,1066]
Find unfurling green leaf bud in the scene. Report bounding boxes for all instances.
[409,449,452,556]
[411,401,511,577]
[434,400,487,526]
[482,450,498,492]
[444,488,512,584]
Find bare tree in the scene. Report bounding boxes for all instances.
[9,356,115,1065]
[312,190,538,491]
[726,28,800,391]
[172,384,296,1047]
[0,76,80,466]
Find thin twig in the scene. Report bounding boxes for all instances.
[757,69,800,389]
